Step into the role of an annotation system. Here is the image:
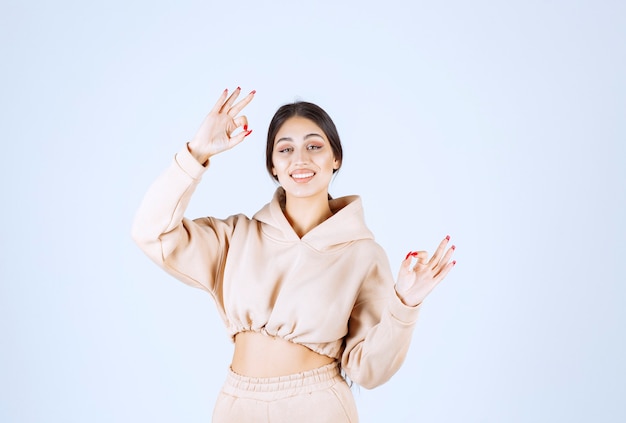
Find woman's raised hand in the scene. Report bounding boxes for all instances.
[394,236,457,307]
[187,87,256,164]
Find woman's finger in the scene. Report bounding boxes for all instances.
[400,253,414,273]
[209,89,229,114]
[403,251,428,270]
[227,127,252,150]
[434,260,456,282]
[412,251,429,266]
[433,245,456,274]
[232,115,249,132]
[220,87,242,113]
[415,250,428,260]
[228,89,256,117]
[412,251,428,272]
[428,235,450,268]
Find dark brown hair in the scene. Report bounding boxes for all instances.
[266,101,343,181]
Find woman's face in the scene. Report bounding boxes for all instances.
[271,116,339,201]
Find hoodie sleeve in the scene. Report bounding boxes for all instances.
[341,246,421,389]
[131,144,240,293]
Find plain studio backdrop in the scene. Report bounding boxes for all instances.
[1,1,624,422]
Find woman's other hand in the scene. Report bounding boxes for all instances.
[187,87,256,165]
[395,236,456,307]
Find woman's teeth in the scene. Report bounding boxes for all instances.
[292,173,314,179]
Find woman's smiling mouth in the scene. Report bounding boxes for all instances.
[290,170,315,182]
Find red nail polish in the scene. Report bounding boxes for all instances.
[250,90,256,95]
[446,235,450,241]
[452,260,457,265]
[245,130,253,137]
[236,86,241,91]
[244,124,248,131]
[451,245,456,250]
[405,251,413,260]
[411,252,418,256]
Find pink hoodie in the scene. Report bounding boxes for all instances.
[132,144,420,389]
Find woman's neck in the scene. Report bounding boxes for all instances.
[283,191,333,238]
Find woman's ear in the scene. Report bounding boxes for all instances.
[333,159,340,170]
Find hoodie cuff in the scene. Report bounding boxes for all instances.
[388,294,421,325]
[174,143,208,180]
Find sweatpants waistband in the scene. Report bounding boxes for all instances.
[222,362,342,400]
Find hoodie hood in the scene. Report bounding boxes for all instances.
[253,187,375,252]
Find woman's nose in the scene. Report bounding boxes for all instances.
[293,147,309,164]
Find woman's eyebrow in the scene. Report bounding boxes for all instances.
[304,133,324,140]
[275,133,324,144]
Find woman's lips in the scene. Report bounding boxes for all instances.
[290,170,315,183]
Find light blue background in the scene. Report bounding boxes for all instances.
[1,1,624,421]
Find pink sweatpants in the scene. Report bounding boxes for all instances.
[212,362,359,422]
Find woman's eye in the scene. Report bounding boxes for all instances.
[307,145,322,150]
[279,147,293,153]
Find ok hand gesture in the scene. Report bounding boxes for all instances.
[187,87,256,164]
[395,236,457,307]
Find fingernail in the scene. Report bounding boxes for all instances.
[411,252,418,256]
[445,235,450,241]
[244,124,248,131]
[236,86,241,91]
[250,90,256,95]
[452,260,457,265]
[245,130,253,137]
[405,251,413,260]
[451,245,456,250]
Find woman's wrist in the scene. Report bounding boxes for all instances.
[186,141,210,166]
[394,285,421,308]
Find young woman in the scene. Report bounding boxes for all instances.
[132,87,456,422]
